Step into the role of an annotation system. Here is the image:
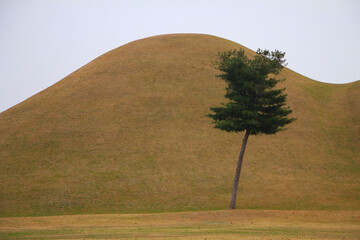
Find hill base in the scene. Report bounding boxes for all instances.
[1,210,359,239]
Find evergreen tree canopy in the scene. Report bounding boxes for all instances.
[208,48,295,135]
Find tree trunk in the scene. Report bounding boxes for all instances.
[229,129,250,210]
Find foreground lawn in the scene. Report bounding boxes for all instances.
[0,210,359,239]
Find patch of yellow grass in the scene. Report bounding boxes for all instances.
[0,210,359,239]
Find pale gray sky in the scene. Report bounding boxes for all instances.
[1,0,359,113]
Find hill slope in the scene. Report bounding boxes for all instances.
[0,34,359,217]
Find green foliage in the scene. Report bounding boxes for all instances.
[208,48,295,135]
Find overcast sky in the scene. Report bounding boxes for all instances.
[1,0,359,113]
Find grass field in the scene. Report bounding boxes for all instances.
[1,210,359,239]
[0,34,359,217]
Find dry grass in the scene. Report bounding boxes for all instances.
[0,34,359,217]
[0,210,359,239]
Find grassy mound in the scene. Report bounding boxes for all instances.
[0,34,359,217]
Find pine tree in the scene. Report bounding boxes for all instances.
[208,48,295,209]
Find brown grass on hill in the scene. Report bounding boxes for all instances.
[0,34,359,217]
